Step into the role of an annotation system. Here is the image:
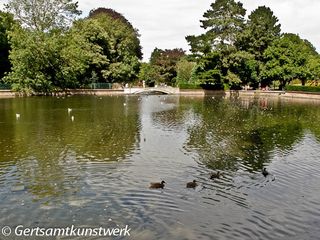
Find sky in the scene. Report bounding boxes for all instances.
[1,0,320,61]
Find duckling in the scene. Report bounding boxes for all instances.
[210,171,221,179]
[262,168,269,177]
[149,180,165,189]
[186,180,198,188]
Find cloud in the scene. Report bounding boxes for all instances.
[1,0,320,60]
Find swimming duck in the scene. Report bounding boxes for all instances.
[210,171,221,179]
[150,180,166,189]
[262,168,269,177]
[186,180,198,188]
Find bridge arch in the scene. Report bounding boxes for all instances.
[124,87,179,95]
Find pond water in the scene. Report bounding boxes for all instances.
[1,94,320,240]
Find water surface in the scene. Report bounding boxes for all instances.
[1,95,320,239]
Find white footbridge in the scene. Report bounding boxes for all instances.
[124,87,179,95]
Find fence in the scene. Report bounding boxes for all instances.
[89,83,113,89]
[0,83,11,90]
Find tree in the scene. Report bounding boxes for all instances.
[6,25,107,93]
[0,11,15,81]
[226,51,259,89]
[186,0,246,55]
[149,48,185,86]
[175,58,197,85]
[195,51,223,88]
[236,6,281,61]
[73,8,143,83]
[89,8,142,60]
[262,33,317,89]
[138,63,159,87]
[5,0,81,31]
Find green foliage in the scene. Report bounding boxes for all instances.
[0,11,15,81]
[138,62,158,86]
[236,6,281,60]
[5,25,106,93]
[285,85,320,92]
[149,48,185,86]
[195,51,223,88]
[226,51,259,88]
[74,11,142,83]
[187,0,246,55]
[5,0,81,31]
[4,3,142,93]
[178,83,202,89]
[175,59,197,85]
[186,3,320,90]
[89,8,142,60]
[262,33,316,89]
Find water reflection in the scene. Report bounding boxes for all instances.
[1,95,320,239]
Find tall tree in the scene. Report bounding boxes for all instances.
[236,6,281,61]
[262,33,317,89]
[73,8,143,83]
[0,11,15,81]
[6,25,106,93]
[5,0,81,31]
[186,0,246,55]
[194,51,223,89]
[149,48,185,86]
[89,8,142,60]
[4,0,105,93]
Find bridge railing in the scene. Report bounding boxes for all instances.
[124,87,179,94]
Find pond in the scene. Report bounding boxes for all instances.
[1,94,320,239]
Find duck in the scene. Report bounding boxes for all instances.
[186,180,198,188]
[149,180,165,189]
[210,171,221,179]
[262,168,269,177]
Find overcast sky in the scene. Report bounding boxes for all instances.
[1,0,319,60]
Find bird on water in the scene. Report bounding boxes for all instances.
[210,171,221,179]
[150,180,166,189]
[186,180,198,188]
[262,168,269,177]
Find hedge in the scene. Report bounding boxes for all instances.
[178,83,202,89]
[285,85,320,92]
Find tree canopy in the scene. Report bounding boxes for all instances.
[5,0,81,31]
[183,2,319,90]
[0,11,15,81]
[3,3,142,93]
[186,0,246,56]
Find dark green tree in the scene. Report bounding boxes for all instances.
[4,0,106,93]
[175,58,197,85]
[0,11,15,81]
[149,48,185,86]
[74,8,143,83]
[195,51,223,88]
[186,0,246,55]
[138,62,158,87]
[236,6,281,61]
[262,33,317,89]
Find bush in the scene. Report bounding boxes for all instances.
[178,83,202,89]
[285,85,320,92]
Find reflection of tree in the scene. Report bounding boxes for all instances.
[0,96,140,200]
[184,97,312,172]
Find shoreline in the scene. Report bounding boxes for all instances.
[1,89,320,100]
